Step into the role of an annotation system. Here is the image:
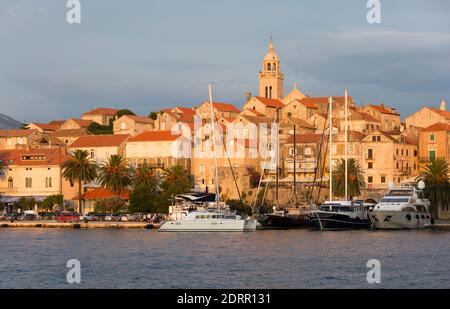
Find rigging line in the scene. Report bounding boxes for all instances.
[309,101,331,203]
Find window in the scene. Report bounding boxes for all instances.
[121,122,126,130]
[90,149,95,159]
[396,149,399,156]
[368,149,373,159]
[429,150,436,161]
[401,149,404,156]
[267,63,271,71]
[368,176,373,183]
[430,133,435,141]
[273,63,276,71]
[45,177,52,188]
[381,176,386,183]
[8,177,13,189]
[396,162,399,169]
[25,177,32,188]
[368,162,373,169]
[349,144,354,152]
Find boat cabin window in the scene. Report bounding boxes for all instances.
[381,198,410,203]
[387,190,413,197]
[320,205,353,212]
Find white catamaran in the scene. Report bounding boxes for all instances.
[159,84,256,232]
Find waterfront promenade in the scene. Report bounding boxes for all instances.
[0,221,159,229]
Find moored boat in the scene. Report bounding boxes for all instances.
[308,201,372,230]
[368,184,433,230]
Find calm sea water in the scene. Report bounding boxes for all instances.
[1,229,449,289]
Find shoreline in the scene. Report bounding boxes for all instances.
[0,221,160,229]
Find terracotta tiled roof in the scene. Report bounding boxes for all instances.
[211,102,241,113]
[286,134,322,144]
[237,115,273,125]
[346,130,366,142]
[0,148,69,166]
[297,99,319,109]
[83,188,130,200]
[347,112,380,123]
[427,107,450,120]
[128,131,181,142]
[244,109,266,117]
[0,129,37,138]
[69,134,129,148]
[176,107,196,115]
[283,118,315,129]
[29,123,59,131]
[422,122,450,132]
[68,119,94,128]
[254,96,285,108]
[48,120,66,126]
[83,108,119,116]
[368,104,400,116]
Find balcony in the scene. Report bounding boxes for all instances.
[418,157,446,163]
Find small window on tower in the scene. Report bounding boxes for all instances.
[267,63,271,71]
[273,63,276,71]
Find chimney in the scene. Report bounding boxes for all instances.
[245,92,252,103]
[441,99,446,112]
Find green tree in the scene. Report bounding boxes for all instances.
[332,158,365,199]
[162,165,190,191]
[115,109,135,119]
[98,155,132,196]
[418,159,450,219]
[62,150,98,213]
[95,197,127,214]
[148,111,158,120]
[227,199,252,216]
[129,187,161,213]
[132,165,159,193]
[42,194,64,211]
[87,122,113,135]
[16,197,39,211]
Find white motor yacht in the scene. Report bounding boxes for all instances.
[369,185,432,230]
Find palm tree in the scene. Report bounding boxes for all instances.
[332,158,365,199]
[62,150,98,213]
[417,159,450,219]
[162,164,191,193]
[132,165,159,194]
[97,155,132,196]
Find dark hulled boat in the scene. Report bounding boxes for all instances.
[307,201,372,230]
[259,210,310,229]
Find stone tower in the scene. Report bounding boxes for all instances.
[258,39,284,99]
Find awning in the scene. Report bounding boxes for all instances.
[0,196,49,203]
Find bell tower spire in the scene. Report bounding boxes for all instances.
[258,38,284,99]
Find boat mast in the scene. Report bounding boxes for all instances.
[208,84,220,208]
[276,107,280,206]
[293,124,297,205]
[345,89,348,201]
[329,96,333,202]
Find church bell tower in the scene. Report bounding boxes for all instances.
[258,38,284,99]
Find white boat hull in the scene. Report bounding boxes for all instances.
[159,219,250,232]
[369,211,431,230]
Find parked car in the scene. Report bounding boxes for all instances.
[4,213,20,221]
[94,213,108,221]
[120,214,140,222]
[39,212,56,221]
[105,214,121,222]
[56,212,80,223]
[19,213,38,221]
[79,213,95,222]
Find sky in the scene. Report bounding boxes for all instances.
[1,0,449,123]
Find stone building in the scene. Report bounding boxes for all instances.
[113,115,154,136]
[82,108,119,126]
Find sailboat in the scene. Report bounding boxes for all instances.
[159,84,256,232]
[256,109,311,229]
[308,90,372,230]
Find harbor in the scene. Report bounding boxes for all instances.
[1,228,450,289]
